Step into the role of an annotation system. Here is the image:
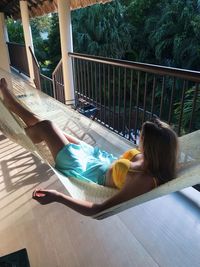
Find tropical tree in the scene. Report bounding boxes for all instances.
[6,18,24,44]
[31,16,51,67]
[5,0,200,133]
[174,86,200,133]
[144,0,200,70]
[47,13,61,74]
[6,16,51,70]
[72,0,133,59]
[123,0,162,62]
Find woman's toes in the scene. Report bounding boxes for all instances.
[0,78,8,90]
[0,79,14,107]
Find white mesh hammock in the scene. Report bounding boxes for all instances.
[0,71,200,219]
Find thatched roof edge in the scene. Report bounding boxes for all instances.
[1,0,112,20]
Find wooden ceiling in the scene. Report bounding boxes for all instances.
[0,0,112,19]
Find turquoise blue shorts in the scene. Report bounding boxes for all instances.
[55,141,117,185]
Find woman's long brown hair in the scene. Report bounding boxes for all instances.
[141,118,178,184]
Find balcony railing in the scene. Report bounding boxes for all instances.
[52,59,65,103]
[7,42,30,77]
[69,52,200,142]
[40,73,54,97]
[7,43,200,143]
[6,44,200,192]
[29,47,55,98]
[7,43,54,99]
[29,47,41,90]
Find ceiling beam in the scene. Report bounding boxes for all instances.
[2,0,19,13]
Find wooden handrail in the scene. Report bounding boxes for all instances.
[68,52,200,83]
[7,41,25,47]
[51,59,65,103]
[29,46,40,68]
[52,59,62,76]
[29,46,41,90]
[40,73,53,82]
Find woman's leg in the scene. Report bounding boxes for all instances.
[0,78,40,127]
[25,120,69,159]
[0,78,78,159]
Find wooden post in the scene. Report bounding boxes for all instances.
[0,12,13,89]
[20,0,35,83]
[57,0,75,105]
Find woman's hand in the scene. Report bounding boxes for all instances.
[33,188,102,216]
[32,189,61,205]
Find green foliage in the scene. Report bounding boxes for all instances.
[72,1,133,59]
[6,16,51,73]
[6,18,24,44]
[174,87,200,132]
[143,0,200,69]
[6,0,200,72]
[5,0,200,132]
[125,0,159,26]
[47,13,61,75]
[31,15,51,34]
[30,16,51,68]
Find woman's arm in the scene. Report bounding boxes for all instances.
[32,188,127,217]
[32,189,102,216]
[33,189,126,219]
[32,173,148,217]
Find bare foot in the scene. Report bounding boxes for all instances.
[0,78,8,94]
[0,78,41,126]
[0,78,17,110]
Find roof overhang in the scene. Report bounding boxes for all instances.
[0,0,112,20]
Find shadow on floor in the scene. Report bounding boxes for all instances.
[1,150,53,193]
[0,132,58,222]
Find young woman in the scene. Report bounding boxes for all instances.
[0,78,178,216]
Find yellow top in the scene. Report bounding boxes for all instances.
[112,148,158,189]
